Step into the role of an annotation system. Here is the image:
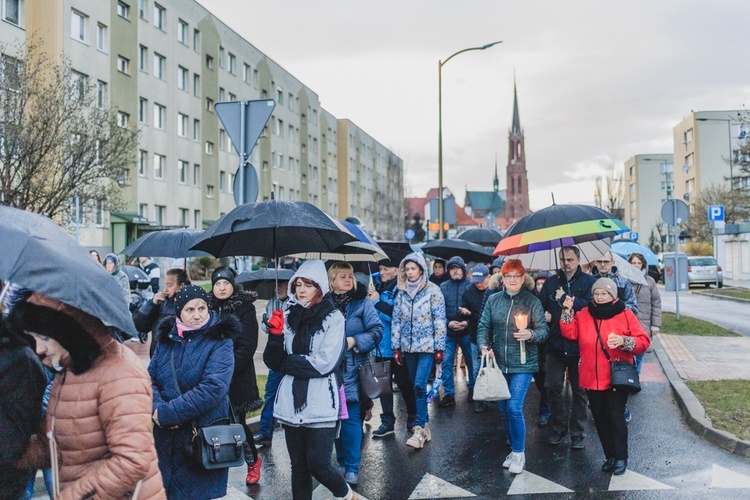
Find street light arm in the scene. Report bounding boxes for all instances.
[440,41,502,67]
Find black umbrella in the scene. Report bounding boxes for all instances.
[421,239,494,263]
[122,228,210,258]
[191,200,357,258]
[456,228,504,247]
[236,268,295,300]
[0,205,137,336]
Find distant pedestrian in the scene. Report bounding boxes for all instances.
[89,249,103,265]
[103,253,130,304]
[628,252,661,372]
[439,256,473,408]
[458,264,491,413]
[532,270,554,427]
[138,257,161,301]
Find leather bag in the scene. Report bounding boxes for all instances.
[358,348,392,399]
[473,352,510,401]
[594,320,641,393]
[190,418,246,470]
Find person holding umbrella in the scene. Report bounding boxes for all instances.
[208,267,263,485]
[263,260,353,500]
[391,252,447,449]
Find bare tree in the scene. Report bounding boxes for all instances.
[0,40,138,226]
[683,183,750,244]
[593,165,624,220]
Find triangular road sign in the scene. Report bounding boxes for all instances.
[215,99,275,158]
[408,473,476,499]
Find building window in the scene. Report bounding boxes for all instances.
[218,46,224,68]
[219,171,226,192]
[96,81,107,109]
[177,19,188,44]
[243,64,251,83]
[193,119,200,141]
[117,1,129,19]
[206,185,214,198]
[71,10,87,43]
[205,141,214,155]
[95,200,105,227]
[229,92,236,102]
[177,66,187,90]
[193,29,200,51]
[177,160,188,184]
[96,23,107,52]
[228,173,235,194]
[153,153,165,179]
[288,93,294,111]
[117,56,130,75]
[218,87,225,101]
[138,45,147,72]
[228,53,236,74]
[139,203,148,218]
[276,88,283,104]
[219,129,226,151]
[154,205,165,225]
[153,53,165,80]
[194,209,201,229]
[3,0,20,25]
[116,112,129,128]
[153,103,165,129]
[138,150,147,176]
[138,97,147,123]
[205,54,213,70]
[177,113,187,137]
[193,164,200,186]
[205,97,213,112]
[138,0,146,19]
[153,3,165,30]
[252,69,258,88]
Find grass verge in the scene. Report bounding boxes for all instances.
[246,374,267,420]
[702,288,750,301]
[685,380,750,441]
[660,312,740,336]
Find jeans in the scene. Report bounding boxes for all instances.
[587,389,630,459]
[546,353,588,437]
[24,468,53,499]
[498,373,533,453]
[283,425,349,500]
[259,369,284,437]
[634,353,644,374]
[377,356,417,427]
[404,352,434,427]
[335,402,361,473]
[442,334,475,394]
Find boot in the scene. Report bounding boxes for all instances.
[245,455,262,485]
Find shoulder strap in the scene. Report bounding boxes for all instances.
[592,319,613,364]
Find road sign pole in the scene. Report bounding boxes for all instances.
[238,102,246,206]
[673,201,680,321]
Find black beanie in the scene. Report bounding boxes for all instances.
[174,285,209,317]
[211,266,236,288]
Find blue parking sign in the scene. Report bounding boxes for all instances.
[707,205,725,221]
[631,232,638,242]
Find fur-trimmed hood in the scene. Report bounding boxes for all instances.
[155,311,241,344]
[488,273,503,291]
[207,289,256,313]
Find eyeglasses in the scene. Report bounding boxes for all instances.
[593,291,611,297]
[595,260,612,264]
[503,274,523,280]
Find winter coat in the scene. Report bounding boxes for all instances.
[263,260,346,426]
[0,328,46,500]
[209,290,261,412]
[373,274,398,358]
[477,287,548,373]
[138,259,160,297]
[460,283,486,343]
[480,273,503,318]
[560,302,650,390]
[391,252,447,354]
[440,256,470,338]
[539,267,597,357]
[592,266,639,315]
[133,297,176,334]
[633,272,662,332]
[336,285,383,403]
[149,312,236,499]
[105,252,130,304]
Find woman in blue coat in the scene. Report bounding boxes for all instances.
[148,286,237,499]
[328,263,383,486]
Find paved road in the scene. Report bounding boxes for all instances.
[658,286,750,336]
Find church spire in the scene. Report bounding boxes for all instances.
[511,74,521,134]
[493,154,499,191]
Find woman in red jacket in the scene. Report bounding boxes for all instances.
[560,277,649,476]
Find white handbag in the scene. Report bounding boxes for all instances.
[473,352,510,401]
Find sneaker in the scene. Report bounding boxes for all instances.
[509,452,526,474]
[502,452,513,468]
[624,406,632,423]
[547,430,568,445]
[538,414,550,427]
[344,471,359,485]
[245,455,262,485]
[372,424,395,438]
[570,435,585,450]
[253,433,272,448]
[405,426,428,449]
[438,394,455,407]
[474,402,489,413]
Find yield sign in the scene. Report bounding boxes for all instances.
[215,99,275,159]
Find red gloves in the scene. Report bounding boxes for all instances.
[393,349,403,366]
[434,350,444,363]
[266,310,284,335]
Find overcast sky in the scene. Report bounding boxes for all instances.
[204,0,750,210]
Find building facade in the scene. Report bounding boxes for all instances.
[1,0,403,251]
[623,154,673,248]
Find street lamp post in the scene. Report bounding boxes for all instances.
[696,117,735,222]
[438,41,502,239]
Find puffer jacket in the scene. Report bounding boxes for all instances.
[440,256,470,338]
[592,266,639,314]
[633,272,661,332]
[149,312,236,500]
[391,252,447,353]
[560,302,650,390]
[373,273,398,358]
[477,287,548,373]
[336,284,383,403]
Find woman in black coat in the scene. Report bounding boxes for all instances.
[208,267,263,485]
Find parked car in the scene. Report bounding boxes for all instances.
[687,256,723,288]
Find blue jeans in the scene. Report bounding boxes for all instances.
[498,372,533,453]
[25,468,53,499]
[404,352,434,427]
[442,334,475,394]
[335,401,361,473]
[634,353,644,374]
[259,369,284,437]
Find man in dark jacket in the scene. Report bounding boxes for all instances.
[539,246,596,450]
[132,268,190,356]
[438,256,472,407]
[459,264,491,413]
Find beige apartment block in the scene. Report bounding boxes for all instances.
[623,153,673,248]
[1,0,403,252]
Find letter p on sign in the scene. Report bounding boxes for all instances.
[707,205,724,222]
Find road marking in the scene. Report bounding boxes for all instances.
[507,471,573,495]
[408,473,477,499]
[609,470,673,491]
[220,486,253,499]
[639,361,667,382]
[312,484,370,500]
[711,464,750,489]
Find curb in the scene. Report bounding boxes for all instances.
[690,290,750,305]
[652,335,750,459]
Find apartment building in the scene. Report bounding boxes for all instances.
[623,153,673,247]
[1,0,403,251]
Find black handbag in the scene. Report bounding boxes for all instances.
[594,320,641,393]
[358,346,392,399]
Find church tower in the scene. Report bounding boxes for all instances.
[503,79,530,221]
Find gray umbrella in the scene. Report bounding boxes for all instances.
[612,253,648,286]
[0,205,137,336]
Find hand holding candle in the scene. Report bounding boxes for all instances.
[514,313,528,364]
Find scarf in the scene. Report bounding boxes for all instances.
[331,289,354,317]
[287,294,336,413]
[588,298,625,320]
[406,278,422,298]
[175,315,211,338]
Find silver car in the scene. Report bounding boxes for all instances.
[687,256,723,288]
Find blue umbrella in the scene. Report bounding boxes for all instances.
[610,239,659,266]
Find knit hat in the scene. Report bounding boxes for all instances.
[592,277,618,301]
[174,285,209,317]
[211,266,236,288]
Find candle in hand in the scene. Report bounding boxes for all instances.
[515,313,528,364]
